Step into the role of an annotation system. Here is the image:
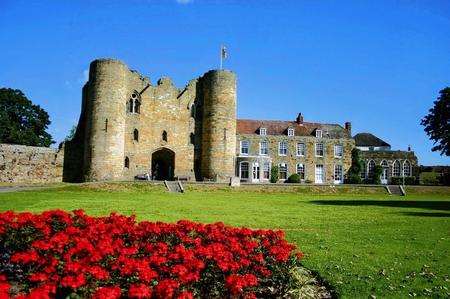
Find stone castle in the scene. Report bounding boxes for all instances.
[0,58,417,184]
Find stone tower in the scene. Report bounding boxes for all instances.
[200,70,237,181]
[83,59,128,181]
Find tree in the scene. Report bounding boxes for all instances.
[270,165,279,183]
[64,125,77,142]
[373,165,382,185]
[346,148,363,184]
[421,87,450,156]
[0,88,54,147]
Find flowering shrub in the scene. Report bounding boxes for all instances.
[0,210,303,298]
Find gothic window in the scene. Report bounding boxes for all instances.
[367,160,375,179]
[403,160,411,177]
[105,119,108,132]
[124,157,129,168]
[128,92,141,114]
[162,130,168,142]
[393,160,401,177]
[133,129,139,141]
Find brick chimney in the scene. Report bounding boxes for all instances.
[296,113,304,124]
[345,122,352,136]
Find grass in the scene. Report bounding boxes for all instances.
[0,183,449,298]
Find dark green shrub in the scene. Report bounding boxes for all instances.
[346,148,363,184]
[390,176,416,185]
[373,165,382,185]
[419,172,440,185]
[270,165,279,183]
[286,174,300,183]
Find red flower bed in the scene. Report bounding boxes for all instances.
[0,210,303,298]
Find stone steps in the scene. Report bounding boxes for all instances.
[164,180,184,193]
[387,185,405,196]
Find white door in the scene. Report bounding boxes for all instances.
[381,168,388,184]
[315,164,324,184]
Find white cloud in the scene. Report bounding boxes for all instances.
[176,0,193,4]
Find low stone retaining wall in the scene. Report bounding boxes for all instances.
[0,144,64,184]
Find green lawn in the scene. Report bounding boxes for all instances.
[0,183,449,298]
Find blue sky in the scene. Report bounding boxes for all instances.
[0,0,449,165]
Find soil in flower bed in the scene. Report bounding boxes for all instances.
[0,210,332,298]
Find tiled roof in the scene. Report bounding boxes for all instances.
[354,133,390,147]
[236,119,350,138]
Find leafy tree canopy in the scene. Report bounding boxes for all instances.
[421,87,450,156]
[0,88,54,147]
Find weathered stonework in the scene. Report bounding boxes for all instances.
[65,59,237,182]
[360,150,418,183]
[0,144,63,183]
[236,134,354,184]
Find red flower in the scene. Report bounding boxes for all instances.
[225,274,258,295]
[155,279,180,298]
[177,290,194,299]
[93,286,121,299]
[61,273,86,289]
[128,283,152,299]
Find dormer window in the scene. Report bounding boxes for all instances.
[315,129,323,138]
[287,128,295,137]
[259,128,267,136]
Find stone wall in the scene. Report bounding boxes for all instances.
[0,144,63,183]
[65,58,237,182]
[236,134,354,184]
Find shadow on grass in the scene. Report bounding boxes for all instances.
[400,211,450,217]
[309,200,450,211]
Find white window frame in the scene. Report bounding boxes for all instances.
[287,128,295,137]
[393,160,401,177]
[296,163,305,180]
[296,142,305,157]
[279,163,288,180]
[334,144,343,158]
[315,143,324,157]
[259,128,267,136]
[240,161,249,180]
[315,164,324,184]
[279,141,288,156]
[334,164,343,184]
[259,141,268,155]
[316,130,323,138]
[403,160,411,177]
[240,140,250,155]
[263,162,270,180]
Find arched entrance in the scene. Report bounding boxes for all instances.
[151,148,175,180]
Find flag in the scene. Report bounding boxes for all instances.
[221,45,228,60]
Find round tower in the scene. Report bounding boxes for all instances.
[83,59,128,181]
[200,70,237,181]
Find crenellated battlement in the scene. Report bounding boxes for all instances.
[66,58,237,182]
